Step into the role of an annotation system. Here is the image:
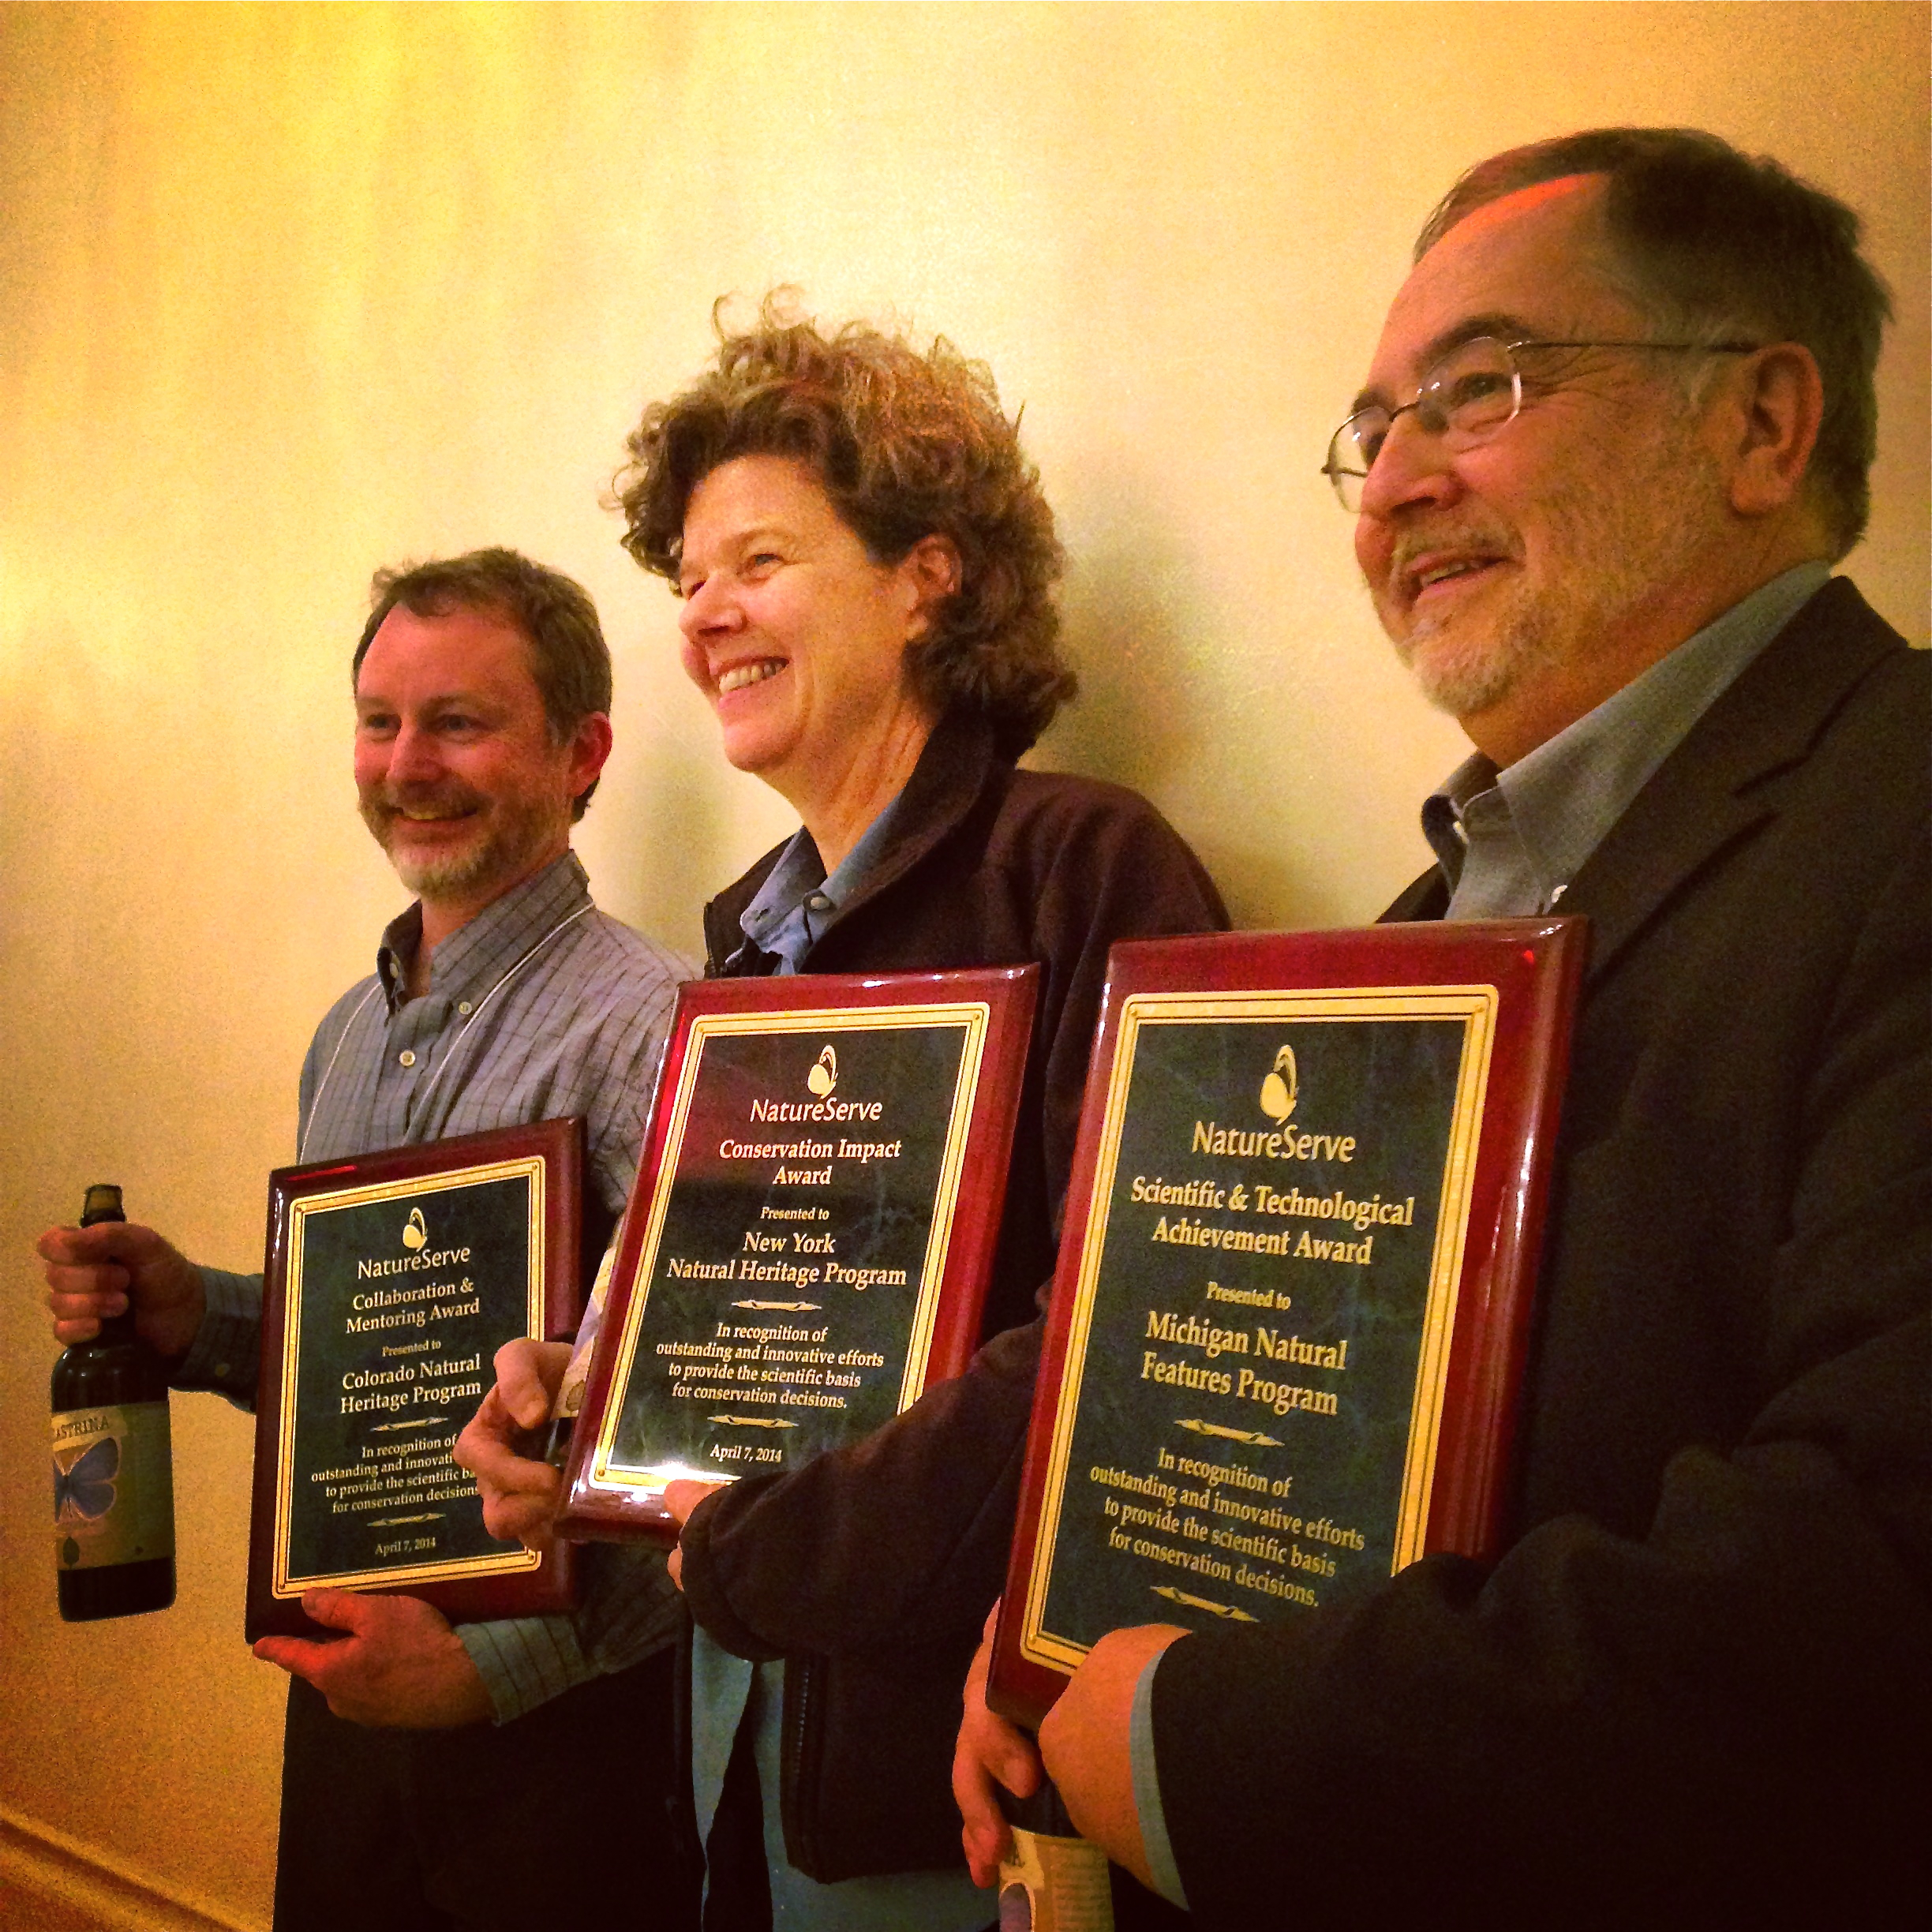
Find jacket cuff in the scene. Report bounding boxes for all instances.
[678,1482,788,1661]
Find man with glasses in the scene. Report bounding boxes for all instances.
[956,128,1928,1923]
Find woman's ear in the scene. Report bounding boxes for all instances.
[900,534,963,639]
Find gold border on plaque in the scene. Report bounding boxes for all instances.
[1020,987,1497,1674]
[590,1002,990,1492]
[274,1158,548,1598]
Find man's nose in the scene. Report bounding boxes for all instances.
[385,721,444,784]
[1356,410,1462,522]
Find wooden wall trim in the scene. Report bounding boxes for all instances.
[0,1807,262,1932]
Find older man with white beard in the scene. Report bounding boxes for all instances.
[955,128,1930,1928]
[40,549,696,1930]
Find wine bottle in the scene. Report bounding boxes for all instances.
[53,1185,177,1620]
[997,1778,1115,1931]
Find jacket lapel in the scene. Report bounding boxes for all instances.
[1560,578,1904,983]
[1380,867,1448,923]
[811,708,1000,929]
[698,709,1002,972]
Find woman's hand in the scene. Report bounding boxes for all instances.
[662,1477,728,1589]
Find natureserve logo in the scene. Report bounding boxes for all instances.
[1192,1040,1357,1164]
[1259,1045,1297,1123]
[354,1204,471,1280]
[750,1043,883,1124]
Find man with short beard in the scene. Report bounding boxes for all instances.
[40,549,695,1930]
[956,129,1930,1925]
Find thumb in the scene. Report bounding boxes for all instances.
[300,1587,371,1636]
[494,1339,566,1430]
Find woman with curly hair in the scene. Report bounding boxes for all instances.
[476,295,1224,1927]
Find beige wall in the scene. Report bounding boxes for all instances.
[2,4,1924,1922]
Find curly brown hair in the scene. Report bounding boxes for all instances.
[615,294,1075,755]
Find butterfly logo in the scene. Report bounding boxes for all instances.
[1259,1046,1298,1124]
[402,1207,428,1251]
[806,1045,838,1098]
[54,1436,119,1524]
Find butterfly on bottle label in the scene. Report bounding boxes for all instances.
[54,1434,121,1522]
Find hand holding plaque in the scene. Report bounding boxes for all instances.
[990,923,1585,1725]
[556,968,1037,1541]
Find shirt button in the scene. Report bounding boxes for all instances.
[399,1050,417,1068]
[808,893,832,912]
[457,1001,474,1016]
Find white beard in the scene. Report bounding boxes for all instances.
[1393,419,1728,724]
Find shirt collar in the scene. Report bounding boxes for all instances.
[735,791,908,973]
[1422,562,1832,903]
[377,850,593,1009]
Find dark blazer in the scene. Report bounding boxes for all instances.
[681,710,1229,1882]
[1155,579,1932,1926]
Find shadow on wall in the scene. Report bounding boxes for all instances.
[623,724,732,954]
[1034,519,1334,934]
[1191,837,1343,938]
[1039,522,1201,803]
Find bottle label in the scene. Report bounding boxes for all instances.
[53,1402,175,1569]
[552,1232,622,1426]
[998,1826,1115,1932]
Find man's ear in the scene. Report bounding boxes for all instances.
[900,534,963,641]
[565,712,614,801]
[1721,342,1825,519]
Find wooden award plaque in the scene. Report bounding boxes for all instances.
[245,1118,584,1640]
[990,922,1586,1726]
[554,967,1038,1542]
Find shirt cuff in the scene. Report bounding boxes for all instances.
[458,1616,598,1724]
[1131,1647,1189,1911]
[458,1541,685,1724]
[170,1267,264,1405]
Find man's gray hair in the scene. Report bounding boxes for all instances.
[1417,128,1892,558]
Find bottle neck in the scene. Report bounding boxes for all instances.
[998,1777,1080,1837]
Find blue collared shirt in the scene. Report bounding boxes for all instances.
[730,792,908,975]
[695,788,990,1928]
[1423,564,1830,915]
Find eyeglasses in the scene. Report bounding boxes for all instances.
[1321,335,1760,511]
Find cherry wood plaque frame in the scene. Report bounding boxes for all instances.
[246,1118,584,1640]
[555,967,1038,1543]
[990,922,1585,1727]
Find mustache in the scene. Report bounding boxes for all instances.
[361,781,488,821]
[1387,526,1521,578]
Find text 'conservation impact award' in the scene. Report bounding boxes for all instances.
[556,968,1037,1541]
[245,1118,585,1639]
[990,923,1585,1725]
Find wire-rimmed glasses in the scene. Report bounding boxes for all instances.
[1321,335,1760,511]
